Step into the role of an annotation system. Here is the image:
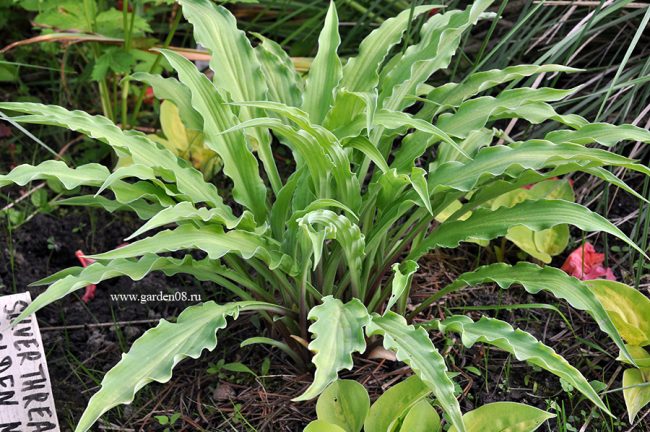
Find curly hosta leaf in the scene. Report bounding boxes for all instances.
[301,1,341,124]
[448,402,554,432]
[75,301,243,432]
[364,375,431,432]
[88,224,296,274]
[431,262,632,363]
[623,368,650,423]
[253,33,303,107]
[585,279,650,346]
[159,49,268,222]
[126,201,257,240]
[341,5,435,93]
[422,64,580,117]
[235,100,362,212]
[0,102,226,209]
[0,160,108,189]
[366,311,465,432]
[436,87,585,138]
[411,199,645,260]
[298,210,365,294]
[57,195,162,220]
[428,140,650,195]
[316,380,369,432]
[295,296,369,401]
[386,260,418,313]
[381,0,494,111]
[437,315,610,414]
[545,123,650,147]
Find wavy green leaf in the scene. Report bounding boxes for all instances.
[412,199,646,260]
[386,260,418,313]
[0,160,108,189]
[429,262,633,363]
[0,102,226,208]
[159,49,268,222]
[436,315,610,414]
[294,296,369,401]
[422,64,580,117]
[89,224,295,274]
[253,33,303,107]
[301,1,341,124]
[126,201,257,240]
[75,301,242,432]
[340,5,435,93]
[381,0,495,111]
[366,311,465,432]
[545,123,650,147]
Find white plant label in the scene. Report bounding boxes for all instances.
[0,292,60,431]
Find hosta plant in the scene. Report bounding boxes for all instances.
[1,0,650,431]
[307,378,555,432]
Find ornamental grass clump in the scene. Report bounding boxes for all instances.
[1,0,650,430]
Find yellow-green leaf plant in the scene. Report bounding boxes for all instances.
[1,1,649,431]
[586,280,650,422]
[307,378,553,432]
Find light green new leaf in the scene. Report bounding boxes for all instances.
[585,280,650,347]
[364,375,432,432]
[411,199,646,260]
[366,312,465,432]
[623,368,650,423]
[0,161,108,189]
[316,380,369,432]
[437,315,610,414]
[301,2,342,124]
[294,297,369,401]
[448,402,554,432]
[400,399,441,432]
[0,102,226,209]
[89,224,296,275]
[430,262,633,364]
[545,123,650,147]
[386,260,419,313]
[159,49,268,222]
[75,301,241,432]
